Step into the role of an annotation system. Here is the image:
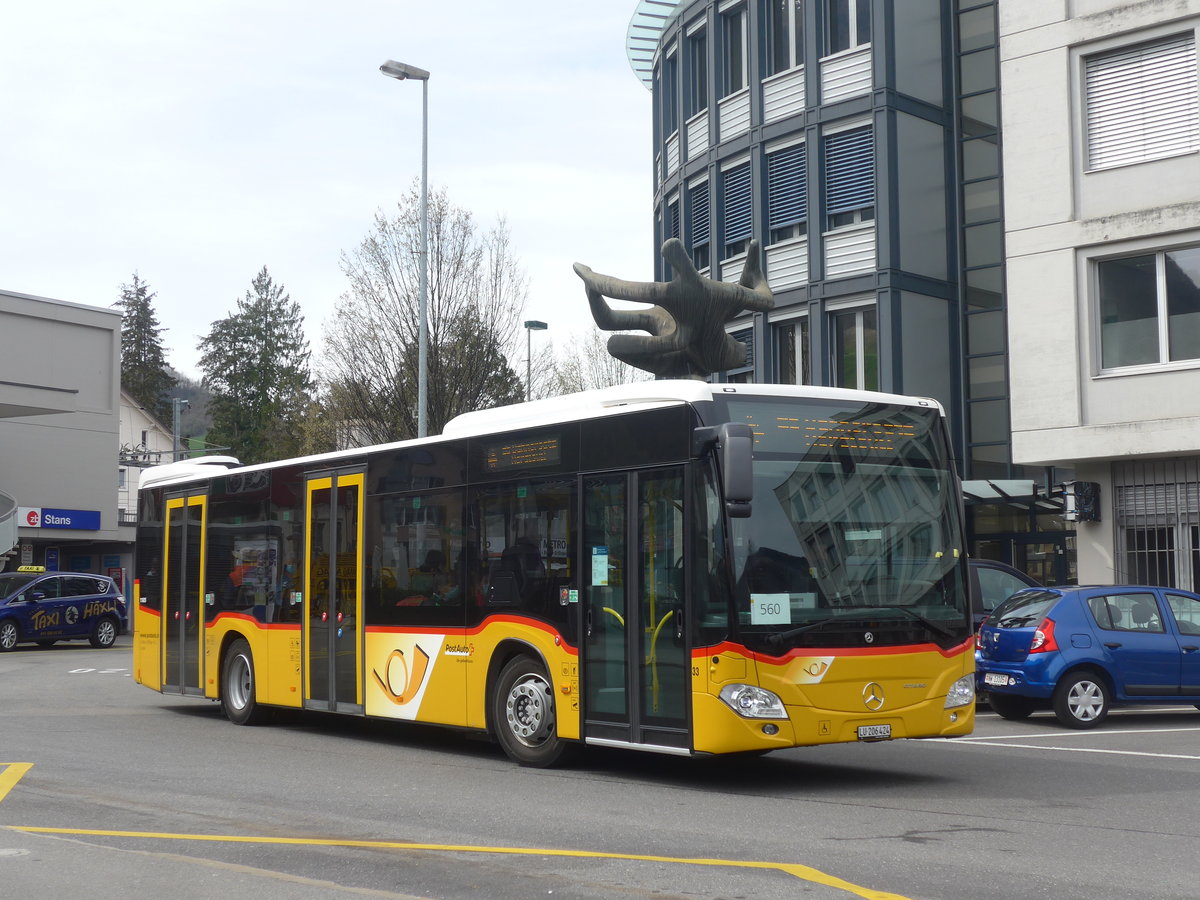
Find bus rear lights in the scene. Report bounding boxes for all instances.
[944,675,975,708]
[719,684,787,719]
[1029,617,1058,653]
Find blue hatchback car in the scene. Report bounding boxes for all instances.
[976,585,1200,728]
[0,567,127,651]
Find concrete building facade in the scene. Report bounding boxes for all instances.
[0,288,135,593]
[1001,1,1200,588]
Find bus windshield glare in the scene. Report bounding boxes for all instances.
[717,397,968,651]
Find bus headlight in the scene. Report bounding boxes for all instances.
[944,675,975,709]
[719,684,787,719]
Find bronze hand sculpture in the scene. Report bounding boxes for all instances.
[573,238,774,379]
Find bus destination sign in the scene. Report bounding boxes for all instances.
[484,435,562,472]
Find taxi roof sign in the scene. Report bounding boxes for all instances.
[16,565,46,573]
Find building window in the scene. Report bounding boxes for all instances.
[824,125,874,229]
[1085,33,1199,171]
[721,161,753,259]
[832,305,877,390]
[663,49,679,137]
[688,180,711,271]
[726,326,754,380]
[1113,458,1200,588]
[665,194,681,279]
[722,5,748,96]
[767,141,807,244]
[775,317,810,384]
[1097,245,1200,369]
[827,0,870,55]
[686,27,708,118]
[767,0,804,76]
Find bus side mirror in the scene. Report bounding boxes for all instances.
[693,423,753,518]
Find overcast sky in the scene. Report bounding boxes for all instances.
[1,2,655,380]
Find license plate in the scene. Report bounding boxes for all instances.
[857,724,891,740]
[983,673,1009,687]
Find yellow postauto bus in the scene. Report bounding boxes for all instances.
[133,380,974,766]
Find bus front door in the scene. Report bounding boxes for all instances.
[163,493,206,695]
[582,467,690,752]
[304,470,365,714]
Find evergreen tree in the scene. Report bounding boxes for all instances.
[322,184,525,443]
[199,267,313,464]
[114,273,175,422]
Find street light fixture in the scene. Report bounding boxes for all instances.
[524,320,548,402]
[380,59,431,438]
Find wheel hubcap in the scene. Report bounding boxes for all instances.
[1069,681,1103,720]
[98,621,115,645]
[229,655,252,709]
[505,675,554,747]
[1,625,15,649]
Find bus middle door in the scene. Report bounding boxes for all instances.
[304,470,365,714]
[581,467,690,753]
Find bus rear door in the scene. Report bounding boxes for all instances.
[581,467,690,753]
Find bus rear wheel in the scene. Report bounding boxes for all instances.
[221,638,269,725]
[493,656,572,768]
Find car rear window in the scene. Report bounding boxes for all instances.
[991,590,1058,628]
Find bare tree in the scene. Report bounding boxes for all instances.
[321,184,526,442]
[544,327,652,396]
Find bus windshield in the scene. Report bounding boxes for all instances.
[716,397,968,651]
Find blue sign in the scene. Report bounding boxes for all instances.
[40,508,102,530]
[45,548,59,571]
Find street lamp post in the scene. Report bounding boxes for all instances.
[524,320,548,401]
[171,398,189,461]
[380,59,431,437]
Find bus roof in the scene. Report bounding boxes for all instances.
[442,379,942,437]
[137,380,944,492]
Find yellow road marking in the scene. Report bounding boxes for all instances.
[0,764,33,802]
[8,825,911,900]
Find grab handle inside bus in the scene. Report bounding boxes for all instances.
[693,423,753,518]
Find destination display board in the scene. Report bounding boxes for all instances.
[483,435,562,472]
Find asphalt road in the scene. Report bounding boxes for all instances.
[2,635,1198,900]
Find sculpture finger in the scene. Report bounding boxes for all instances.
[737,240,775,311]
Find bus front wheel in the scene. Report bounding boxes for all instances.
[493,656,571,768]
[221,638,269,726]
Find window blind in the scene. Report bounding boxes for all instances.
[722,162,753,245]
[824,126,874,215]
[689,182,710,248]
[1085,34,1199,170]
[768,142,807,230]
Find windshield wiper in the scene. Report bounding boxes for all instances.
[866,606,959,642]
[763,616,847,649]
[764,607,958,650]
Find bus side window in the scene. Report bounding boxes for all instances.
[476,478,574,630]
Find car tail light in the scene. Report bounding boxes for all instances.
[1029,616,1058,653]
[975,616,989,649]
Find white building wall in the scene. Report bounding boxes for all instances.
[1001,0,1200,583]
[0,288,124,576]
[118,391,175,518]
